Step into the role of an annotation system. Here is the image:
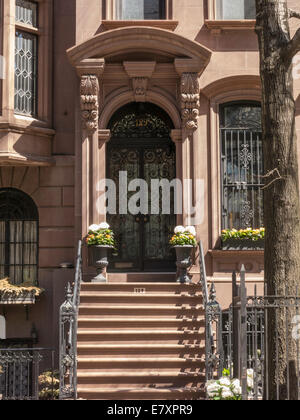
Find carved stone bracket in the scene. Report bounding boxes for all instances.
[132,77,148,102]
[80,75,100,132]
[180,73,200,132]
[76,59,105,133]
[123,61,156,103]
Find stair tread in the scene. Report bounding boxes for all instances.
[78,386,202,392]
[78,343,204,349]
[78,357,204,362]
[80,293,202,297]
[79,305,203,309]
[78,317,203,322]
[77,371,204,377]
[78,329,203,334]
[82,283,200,286]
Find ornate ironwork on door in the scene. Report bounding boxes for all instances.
[107,103,176,271]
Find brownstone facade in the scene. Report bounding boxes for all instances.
[0,0,300,352]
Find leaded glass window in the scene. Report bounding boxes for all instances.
[216,0,256,20]
[220,103,264,230]
[115,0,166,20]
[14,31,37,116]
[15,0,38,27]
[0,189,38,285]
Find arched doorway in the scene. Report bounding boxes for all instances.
[107,102,176,272]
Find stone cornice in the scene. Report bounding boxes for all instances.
[75,58,105,78]
[205,19,256,33]
[101,20,179,32]
[0,122,56,138]
[0,152,55,166]
[67,27,212,69]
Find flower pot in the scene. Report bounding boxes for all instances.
[174,246,194,284]
[89,245,113,283]
[222,239,264,251]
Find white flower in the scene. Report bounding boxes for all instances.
[99,222,110,230]
[247,377,254,389]
[174,226,185,234]
[219,377,231,387]
[206,382,221,397]
[185,226,196,236]
[221,389,234,399]
[88,224,100,232]
[231,379,242,395]
[247,369,254,379]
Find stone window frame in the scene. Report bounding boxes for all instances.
[204,86,262,250]
[14,0,52,123]
[0,0,53,126]
[205,0,256,32]
[102,0,174,22]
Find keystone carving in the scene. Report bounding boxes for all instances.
[132,77,148,102]
[80,75,99,132]
[180,73,200,132]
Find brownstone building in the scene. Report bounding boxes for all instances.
[0,0,300,400]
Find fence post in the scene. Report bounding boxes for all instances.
[232,271,240,379]
[59,283,76,400]
[240,265,248,400]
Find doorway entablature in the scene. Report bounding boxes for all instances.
[68,28,212,238]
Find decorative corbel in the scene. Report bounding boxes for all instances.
[80,75,100,132]
[180,73,200,132]
[132,77,149,102]
[123,61,156,103]
[76,59,105,133]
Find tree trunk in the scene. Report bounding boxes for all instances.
[256,0,300,400]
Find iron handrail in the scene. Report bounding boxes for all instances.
[59,240,82,400]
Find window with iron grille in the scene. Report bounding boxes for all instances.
[14,0,38,116]
[0,189,38,285]
[115,0,166,20]
[216,0,256,20]
[220,102,263,230]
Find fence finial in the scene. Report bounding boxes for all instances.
[209,282,217,302]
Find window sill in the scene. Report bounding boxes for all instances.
[205,19,256,33]
[209,249,264,256]
[101,20,179,32]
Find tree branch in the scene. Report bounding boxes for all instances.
[289,9,300,20]
[283,27,300,63]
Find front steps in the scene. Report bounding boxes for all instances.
[77,282,205,400]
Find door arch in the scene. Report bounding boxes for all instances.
[107,102,176,272]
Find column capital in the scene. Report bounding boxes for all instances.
[170,129,183,144]
[76,58,105,78]
[98,129,111,146]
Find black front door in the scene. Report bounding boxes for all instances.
[106,103,176,272]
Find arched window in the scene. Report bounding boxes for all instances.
[115,0,166,20]
[0,188,38,285]
[220,102,263,230]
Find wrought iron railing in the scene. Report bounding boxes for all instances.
[0,348,55,400]
[59,240,82,400]
[199,241,223,381]
[205,266,300,400]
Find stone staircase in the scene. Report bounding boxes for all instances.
[76,281,206,400]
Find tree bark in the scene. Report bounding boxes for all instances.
[255,0,300,400]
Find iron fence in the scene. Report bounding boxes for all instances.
[205,267,300,400]
[59,240,82,400]
[0,348,56,400]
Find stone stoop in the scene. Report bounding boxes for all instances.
[76,282,206,400]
